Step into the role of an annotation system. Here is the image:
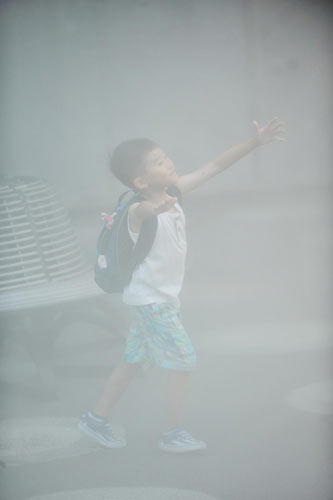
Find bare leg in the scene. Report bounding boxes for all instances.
[165,370,191,429]
[94,361,141,417]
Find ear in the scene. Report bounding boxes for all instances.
[132,175,148,191]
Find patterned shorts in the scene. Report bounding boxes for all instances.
[123,303,196,372]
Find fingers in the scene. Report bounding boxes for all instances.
[273,126,286,137]
[273,120,286,138]
[154,196,177,214]
[273,122,285,131]
[252,115,286,144]
[268,121,286,141]
[254,117,285,131]
[266,116,280,128]
[265,117,286,141]
[252,120,259,130]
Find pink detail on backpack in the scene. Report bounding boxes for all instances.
[101,212,116,229]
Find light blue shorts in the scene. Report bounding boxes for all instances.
[123,303,196,372]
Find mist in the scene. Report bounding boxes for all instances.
[0,1,332,499]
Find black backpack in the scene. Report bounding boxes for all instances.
[94,185,182,293]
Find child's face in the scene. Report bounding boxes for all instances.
[140,147,178,189]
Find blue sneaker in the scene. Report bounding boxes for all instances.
[78,412,126,448]
[158,428,207,453]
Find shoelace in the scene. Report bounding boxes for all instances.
[176,430,196,443]
[100,420,114,432]
[100,421,124,442]
[88,416,115,435]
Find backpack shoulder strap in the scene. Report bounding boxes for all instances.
[117,189,139,208]
[116,190,157,278]
[133,215,158,267]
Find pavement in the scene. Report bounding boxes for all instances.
[0,189,332,500]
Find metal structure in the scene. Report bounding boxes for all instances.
[0,176,102,311]
[0,177,124,395]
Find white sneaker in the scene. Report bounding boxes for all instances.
[158,428,207,453]
[78,412,126,448]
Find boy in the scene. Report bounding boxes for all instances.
[78,117,285,453]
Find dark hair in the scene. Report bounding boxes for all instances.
[110,138,158,187]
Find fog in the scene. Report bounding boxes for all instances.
[0,1,332,499]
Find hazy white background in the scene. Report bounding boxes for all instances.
[0,2,332,499]
[1,0,331,199]
[1,0,332,324]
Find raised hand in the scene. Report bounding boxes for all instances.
[253,117,286,145]
[136,195,178,223]
[152,195,178,215]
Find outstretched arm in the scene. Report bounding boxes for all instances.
[176,117,285,195]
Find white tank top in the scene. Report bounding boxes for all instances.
[122,202,187,307]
